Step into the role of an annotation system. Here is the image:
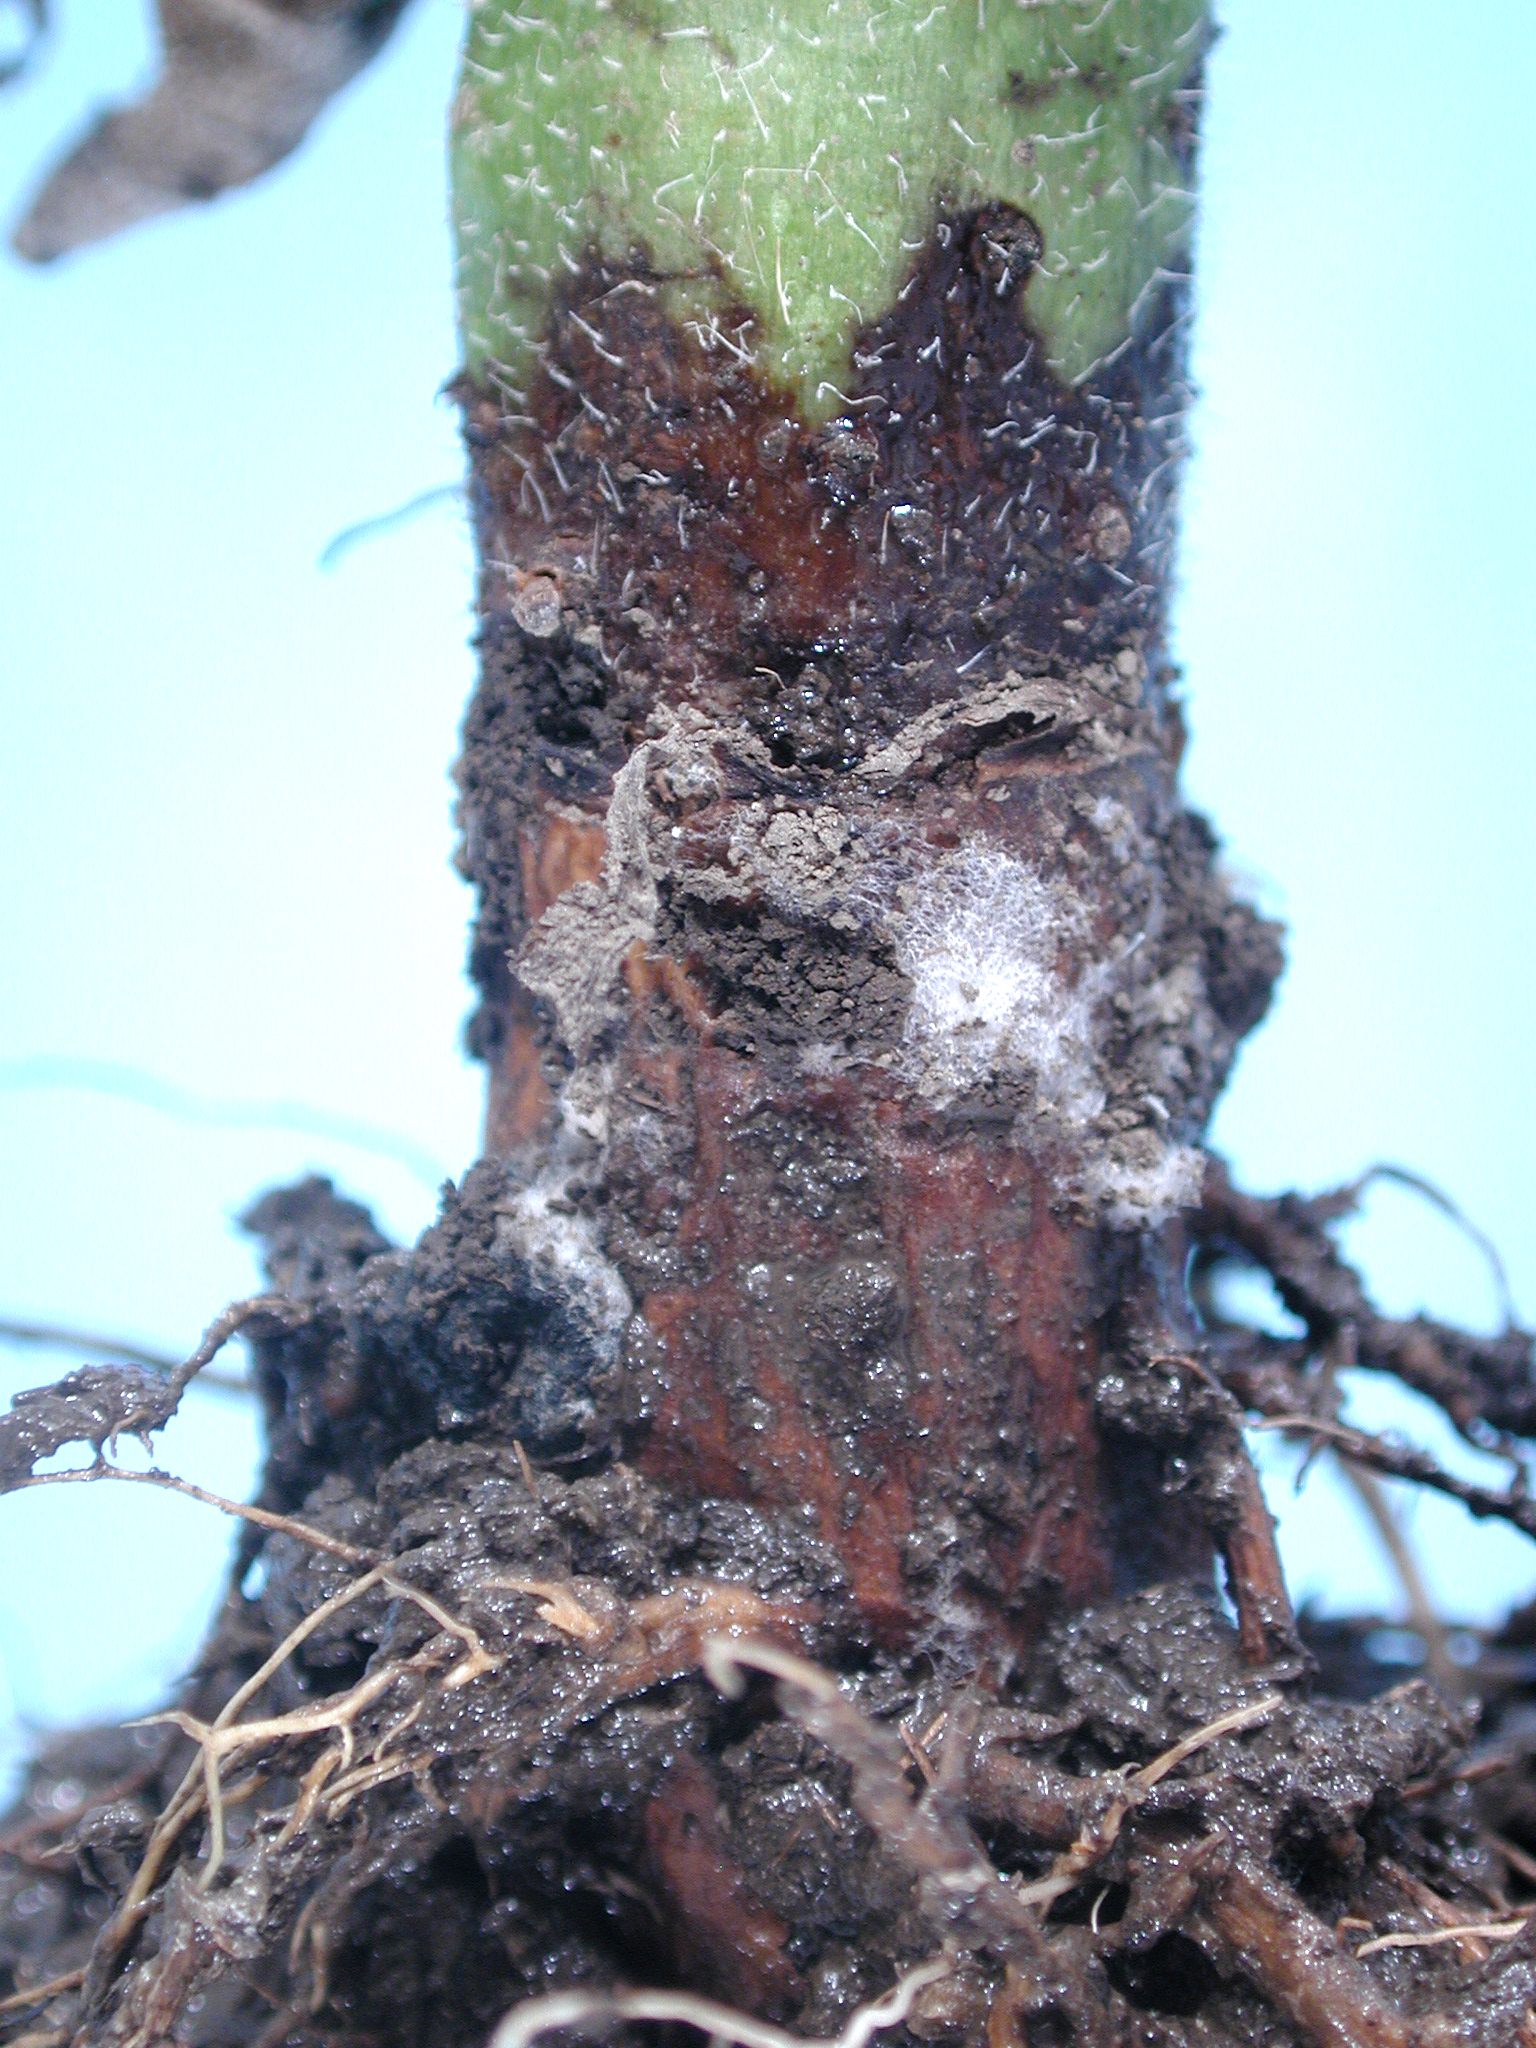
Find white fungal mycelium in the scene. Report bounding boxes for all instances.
[1075,1137,1206,1232]
[493,1098,634,1370]
[887,843,1106,1119]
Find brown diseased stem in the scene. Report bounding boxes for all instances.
[454,214,1288,1657]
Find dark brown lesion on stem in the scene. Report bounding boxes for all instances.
[628,1077,1113,1646]
[452,205,1283,1655]
[455,206,1204,1082]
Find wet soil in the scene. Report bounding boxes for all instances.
[4,1177,1536,2048]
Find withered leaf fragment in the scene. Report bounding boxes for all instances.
[10,0,408,261]
[0,0,47,88]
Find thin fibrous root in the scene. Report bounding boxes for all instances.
[1354,1918,1528,1958]
[0,1970,86,2017]
[0,1317,240,1386]
[1253,1413,1536,1545]
[139,1655,420,1892]
[1341,1469,1461,1697]
[274,1747,346,1848]
[1346,1162,1514,1325]
[14,1461,375,1565]
[376,1570,502,1689]
[1011,1691,1284,1911]
[1380,1856,1494,1962]
[489,1956,952,2048]
[102,1564,395,1956]
[318,1749,436,1818]
[102,1560,500,1950]
[134,1577,500,1891]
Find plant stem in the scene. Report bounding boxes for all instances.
[449,0,1286,1651]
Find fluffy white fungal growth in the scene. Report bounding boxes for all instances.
[496,1177,633,1364]
[494,1105,634,1366]
[889,845,1105,1117]
[1077,1140,1205,1231]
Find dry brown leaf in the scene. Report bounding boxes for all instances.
[1,0,46,88]
[12,0,408,261]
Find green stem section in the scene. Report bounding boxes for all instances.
[453,0,1208,417]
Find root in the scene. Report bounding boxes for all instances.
[140,1569,498,1889]
[158,1298,301,1416]
[12,1460,375,1565]
[703,1639,1024,1943]
[1354,1919,1527,1958]
[144,1655,423,1892]
[96,1556,499,1971]
[13,1508,1524,2048]
[1010,1692,1283,1911]
[0,1296,305,1491]
[1253,1412,1536,1545]
[488,1957,953,2048]
[1350,1163,1515,1325]
[0,1973,86,2019]
[1100,1259,1302,1668]
[2,1423,501,1988]
[5,1187,1530,2048]
[693,1639,1498,2048]
[1222,1440,1299,1664]
[0,1318,243,1388]
[1197,1158,1536,1444]
[1190,1850,1460,2048]
[1338,1462,1460,1694]
[493,1575,820,1707]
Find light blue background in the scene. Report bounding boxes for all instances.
[1,2,1532,1786]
